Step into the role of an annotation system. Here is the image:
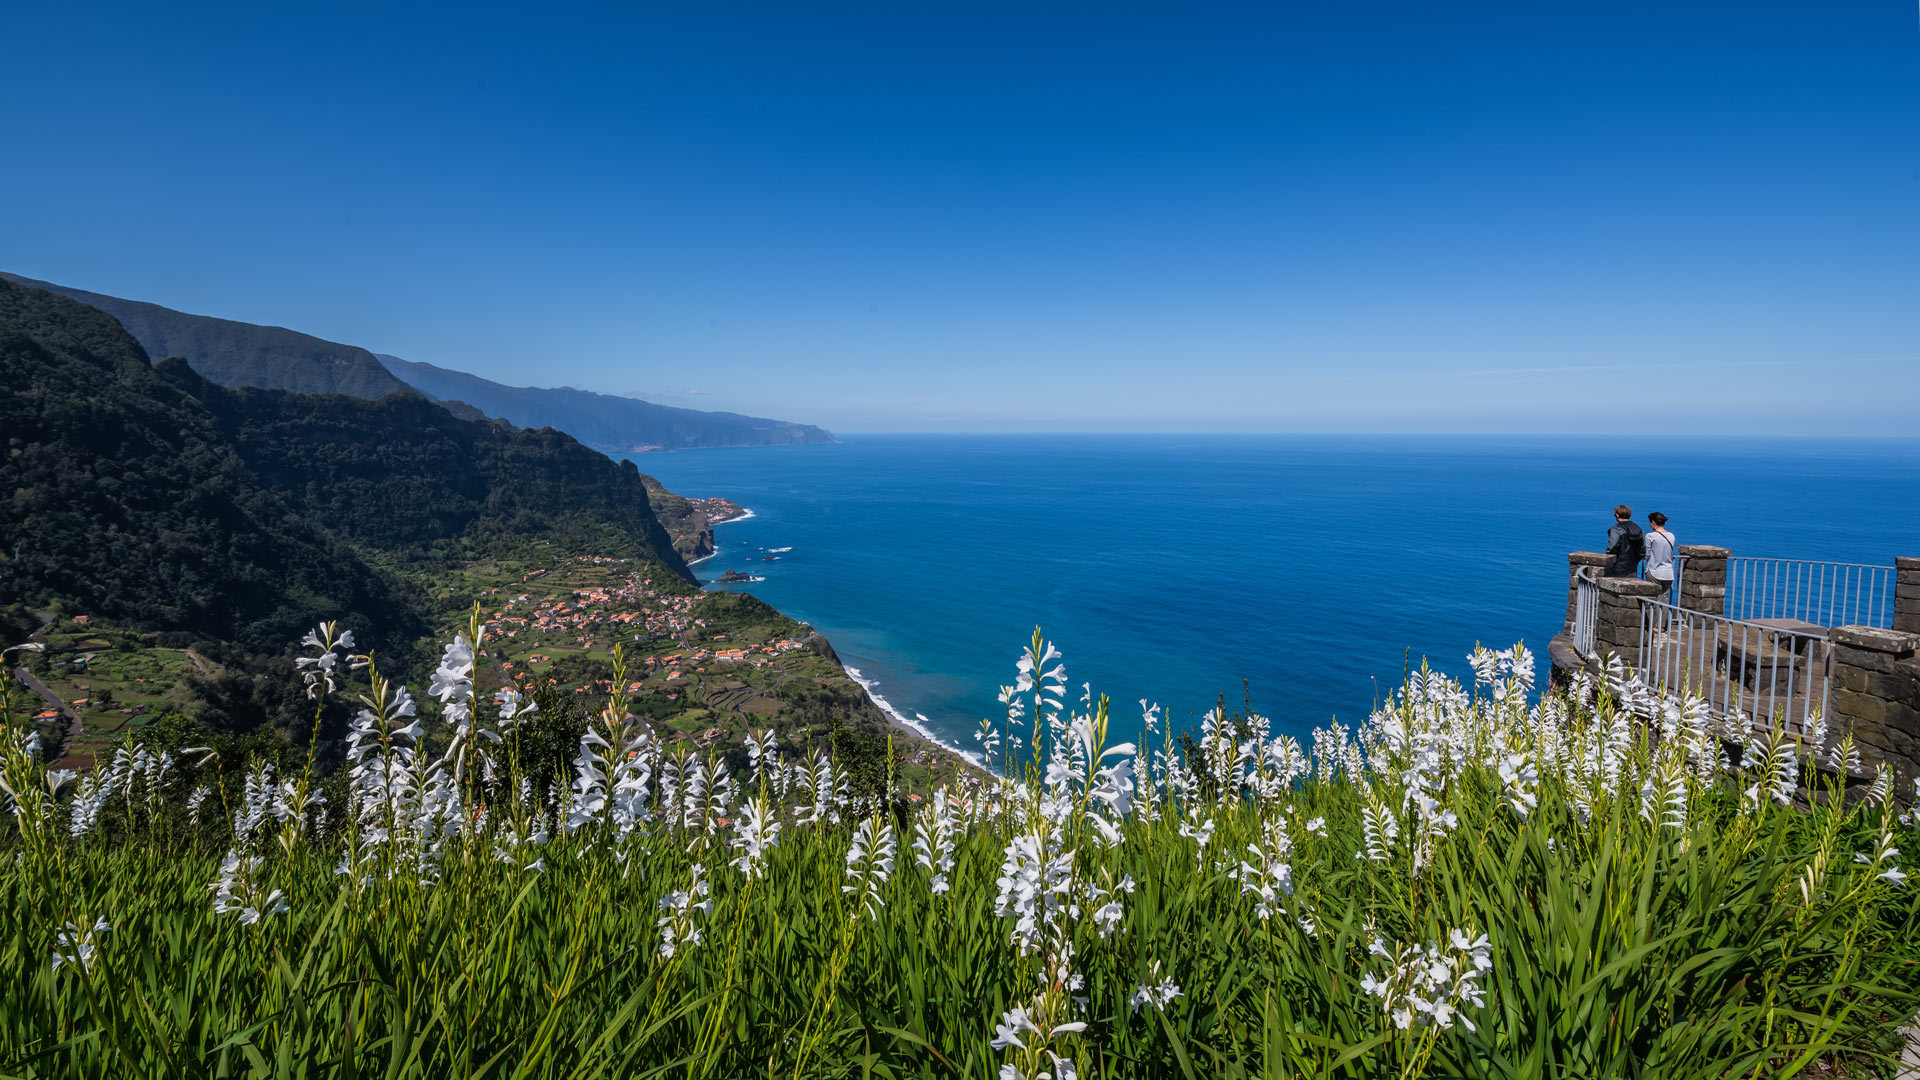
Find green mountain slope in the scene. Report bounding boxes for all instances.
[0,279,423,654]
[169,365,693,581]
[0,277,692,657]
[376,354,836,453]
[0,272,412,398]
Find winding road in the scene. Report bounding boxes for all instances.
[8,614,83,756]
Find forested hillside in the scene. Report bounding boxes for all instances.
[0,279,421,654]
[170,365,692,579]
[0,278,690,655]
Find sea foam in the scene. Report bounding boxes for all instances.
[842,664,985,769]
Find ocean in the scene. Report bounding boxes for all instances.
[629,435,1920,759]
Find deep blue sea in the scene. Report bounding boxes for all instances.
[629,436,1920,758]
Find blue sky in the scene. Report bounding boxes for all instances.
[4,2,1916,434]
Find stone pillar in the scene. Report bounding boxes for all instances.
[1896,556,1920,635]
[1677,544,1729,617]
[1830,626,1920,785]
[1593,576,1664,666]
[1564,552,1609,634]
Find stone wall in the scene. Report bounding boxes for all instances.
[1898,556,1920,636]
[1831,626,1920,784]
[1677,545,1728,617]
[1592,575,1663,663]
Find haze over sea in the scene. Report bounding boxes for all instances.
[633,435,1920,757]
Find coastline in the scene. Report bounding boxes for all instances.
[686,496,980,772]
[842,662,985,770]
[685,506,756,566]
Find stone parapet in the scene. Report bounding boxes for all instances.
[1678,544,1729,617]
[1896,556,1920,635]
[1830,625,1920,786]
[1593,575,1663,662]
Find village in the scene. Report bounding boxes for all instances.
[446,553,969,790]
[478,556,816,715]
[7,548,969,792]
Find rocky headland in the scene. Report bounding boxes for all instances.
[638,473,749,563]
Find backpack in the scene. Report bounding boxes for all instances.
[1609,520,1645,574]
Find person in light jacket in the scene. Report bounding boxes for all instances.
[1644,511,1676,599]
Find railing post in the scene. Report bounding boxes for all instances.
[1566,552,1609,634]
[1830,626,1920,785]
[1677,545,1729,617]
[1896,556,1920,635]
[1593,576,1664,668]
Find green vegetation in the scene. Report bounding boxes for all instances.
[11,619,219,756]
[0,276,909,791]
[179,360,692,581]
[0,276,688,652]
[1,635,1915,1078]
[426,550,962,795]
[635,473,743,562]
[0,278,421,658]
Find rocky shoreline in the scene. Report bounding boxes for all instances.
[636,472,747,563]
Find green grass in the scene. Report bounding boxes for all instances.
[2,637,1916,1079]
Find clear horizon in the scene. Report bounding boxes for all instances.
[5,2,1916,435]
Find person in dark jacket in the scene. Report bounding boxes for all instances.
[1605,504,1645,577]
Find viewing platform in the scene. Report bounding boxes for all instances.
[1550,548,1920,784]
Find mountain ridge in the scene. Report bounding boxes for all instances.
[0,271,836,453]
[376,353,837,454]
[0,271,413,399]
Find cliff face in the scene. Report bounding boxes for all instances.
[168,366,695,584]
[635,473,747,563]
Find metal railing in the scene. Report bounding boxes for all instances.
[1572,565,1600,657]
[1637,596,1831,735]
[1725,557,1896,629]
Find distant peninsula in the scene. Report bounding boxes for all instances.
[377,355,835,454]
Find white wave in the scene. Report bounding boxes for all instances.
[686,510,752,569]
[841,664,984,769]
[767,546,793,553]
